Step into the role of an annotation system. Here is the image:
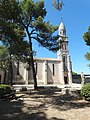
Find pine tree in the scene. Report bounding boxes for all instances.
[83,26,90,67]
[0,0,60,89]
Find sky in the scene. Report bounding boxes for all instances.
[32,0,90,74]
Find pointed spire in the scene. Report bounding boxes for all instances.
[59,19,66,30]
[58,19,66,36]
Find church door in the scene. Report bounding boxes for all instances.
[64,76,68,84]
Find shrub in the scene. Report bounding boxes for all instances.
[81,83,90,101]
[0,84,12,96]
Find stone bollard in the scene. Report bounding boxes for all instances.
[81,72,85,86]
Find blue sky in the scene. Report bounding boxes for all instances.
[33,0,90,74]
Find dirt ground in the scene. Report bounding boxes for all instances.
[0,88,90,120]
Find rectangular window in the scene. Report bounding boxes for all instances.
[35,62,37,75]
[65,44,66,50]
[52,64,55,76]
[62,44,63,50]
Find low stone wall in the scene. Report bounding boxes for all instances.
[85,78,90,84]
[72,74,90,84]
[72,78,81,84]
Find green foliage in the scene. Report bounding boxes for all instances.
[0,84,12,96]
[81,83,90,101]
[0,45,10,70]
[85,52,90,61]
[0,0,27,56]
[52,0,64,11]
[18,0,59,52]
[83,26,90,67]
[72,71,77,75]
[0,0,20,20]
[0,0,59,55]
[0,46,9,60]
[83,26,90,46]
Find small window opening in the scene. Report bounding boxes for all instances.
[34,62,37,75]
[52,64,55,76]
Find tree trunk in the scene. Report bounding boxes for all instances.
[27,31,37,90]
[9,54,13,86]
[0,75,1,84]
[3,70,6,84]
[30,41,37,90]
[31,45,37,90]
[7,70,10,84]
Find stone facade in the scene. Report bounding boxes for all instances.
[0,21,73,85]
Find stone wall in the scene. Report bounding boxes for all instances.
[72,74,90,84]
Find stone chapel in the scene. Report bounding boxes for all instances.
[0,21,72,85]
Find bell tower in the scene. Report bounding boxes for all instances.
[57,21,72,85]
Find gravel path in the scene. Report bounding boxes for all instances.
[0,88,90,120]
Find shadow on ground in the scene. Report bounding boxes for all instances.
[0,88,90,120]
[25,87,90,111]
[0,100,64,120]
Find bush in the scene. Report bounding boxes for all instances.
[81,83,90,101]
[0,84,12,96]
